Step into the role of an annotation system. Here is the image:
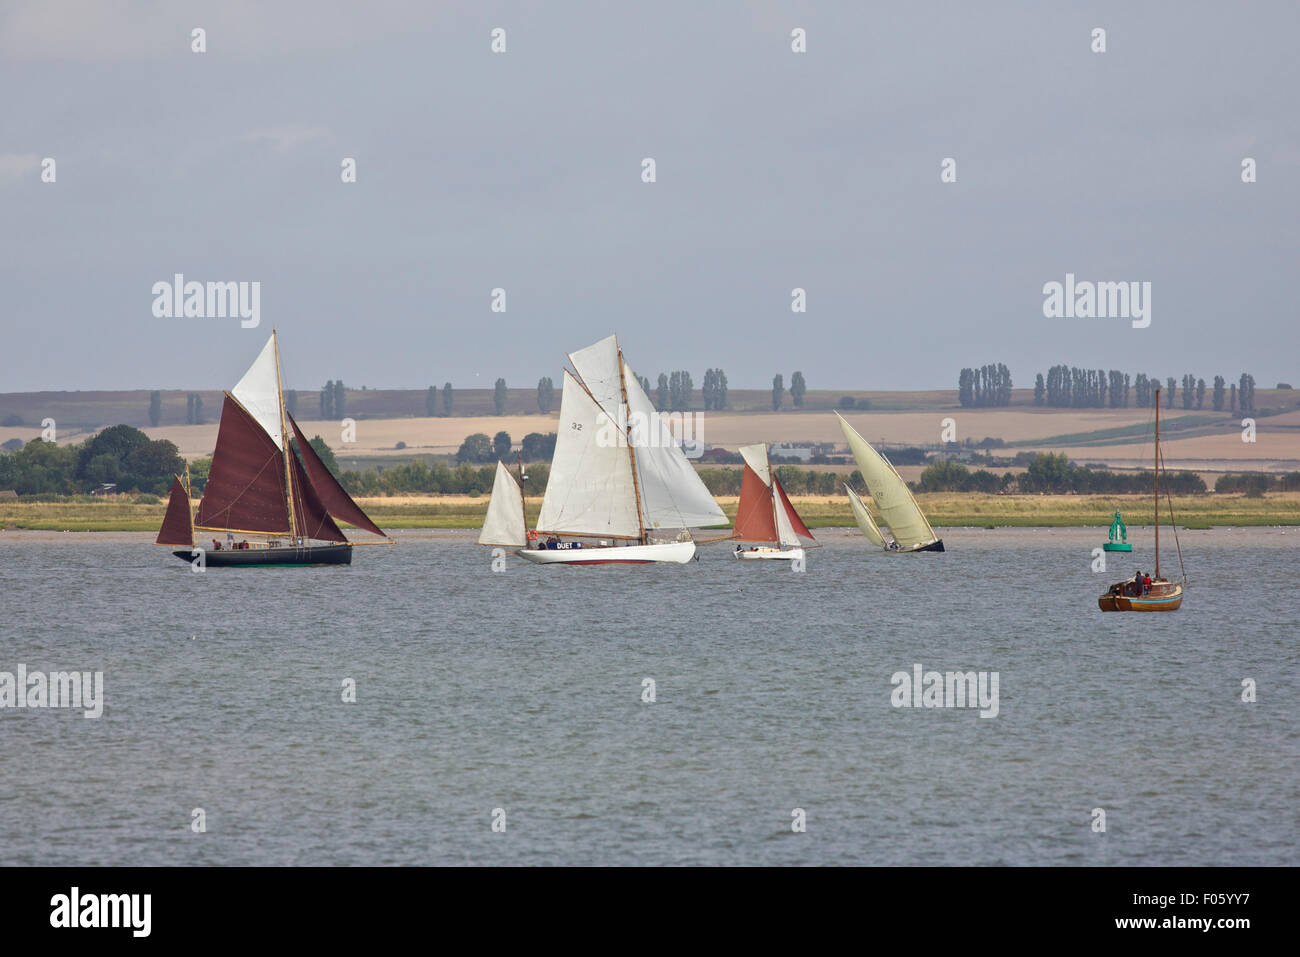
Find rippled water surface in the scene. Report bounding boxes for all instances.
[0,526,1296,865]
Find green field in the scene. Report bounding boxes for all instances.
[4,492,1298,533]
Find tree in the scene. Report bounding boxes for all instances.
[790,371,806,408]
[425,386,438,417]
[1212,375,1226,411]
[149,391,162,427]
[638,375,651,395]
[959,368,975,407]
[1166,377,1176,408]
[1196,378,1206,409]
[1230,383,1237,412]
[655,374,669,412]
[1033,373,1045,406]
[772,374,784,411]
[456,433,493,464]
[333,380,346,420]
[321,381,334,419]
[1181,374,1196,409]
[442,382,453,416]
[521,432,556,461]
[494,378,507,416]
[537,377,555,414]
[702,369,717,410]
[714,369,727,410]
[1239,373,1255,413]
[493,431,512,460]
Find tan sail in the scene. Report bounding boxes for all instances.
[479,460,527,547]
[835,411,938,548]
[844,484,886,547]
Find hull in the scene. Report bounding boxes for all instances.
[889,539,945,553]
[734,545,804,562]
[1098,581,1183,612]
[173,543,353,567]
[516,540,696,565]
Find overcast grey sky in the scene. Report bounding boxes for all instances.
[2,0,1297,393]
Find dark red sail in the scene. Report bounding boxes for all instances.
[289,415,387,538]
[155,476,194,546]
[733,465,778,542]
[775,477,815,540]
[289,451,347,543]
[195,393,291,534]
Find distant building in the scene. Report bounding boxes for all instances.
[0,489,17,500]
[89,483,118,496]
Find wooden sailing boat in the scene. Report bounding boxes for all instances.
[480,334,727,565]
[1098,388,1185,611]
[835,411,944,552]
[731,443,818,561]
[155,331,390,566]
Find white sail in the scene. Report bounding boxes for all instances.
[622,362,727,530]
[568,335,625,420]
[479,460,527,547]
[738,444,771,486]
[231,332,285,449]
[844,484,887,547]
[774,485,801,546]
[535,370,641,538]
[835,411,937,547]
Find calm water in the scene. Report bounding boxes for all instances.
[0,526,1296,866]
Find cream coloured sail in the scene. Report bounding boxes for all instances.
[738,444,771,486]
[479,460,527,547]
[835,411,938,547]
[844,484,887,547]
[535,370,641,538]
[231,332,286,450]
[621,363,727,530]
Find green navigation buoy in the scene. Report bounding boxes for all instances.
[1103,510,1132,552]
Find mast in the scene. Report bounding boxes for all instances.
[516,451,529,535]
[615,344,647,544]
[1154,387,1160,578]
[273,329,298,540]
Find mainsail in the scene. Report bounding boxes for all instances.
[535,335,726,541]
[835,411,938,548]
[535,370,641,538]
[480,460,527,547]
[195,393,292,535]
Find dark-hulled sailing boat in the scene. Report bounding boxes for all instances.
[155,331,389,566]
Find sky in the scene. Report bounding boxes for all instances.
[2,0,1297,393]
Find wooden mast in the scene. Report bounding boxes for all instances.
[516,451,529,537]
[273,329,299,542]
[615,342,647,545]
[1154,387,1160,579]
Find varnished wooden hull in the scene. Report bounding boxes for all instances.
[1098,581,1183,611]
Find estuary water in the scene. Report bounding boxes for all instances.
[0,526,1296,866]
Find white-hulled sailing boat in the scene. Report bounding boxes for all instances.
[835,411,944,553]
[154,331,390,566]
[480,334,728,565]
[731,443,818,561]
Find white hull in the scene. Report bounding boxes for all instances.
[516,540,697,565]
[734,546,804,562]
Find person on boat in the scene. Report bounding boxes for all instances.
[1144,572,1152,594]
[212,539,221,551]
[1133,570,1143,596]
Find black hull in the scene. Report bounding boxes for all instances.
[918,539,945,552]
[172,544,353,567]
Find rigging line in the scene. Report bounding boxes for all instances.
[1157,445,1188,585]
[202,453,284,527]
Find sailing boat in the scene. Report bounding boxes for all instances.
[155,331,390,566]
[731,443,817,561]
[480,334,727,565]
[835,411,944,552]
[1098,388,1185,611]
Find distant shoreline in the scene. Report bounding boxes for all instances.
[2,492,1297,532]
